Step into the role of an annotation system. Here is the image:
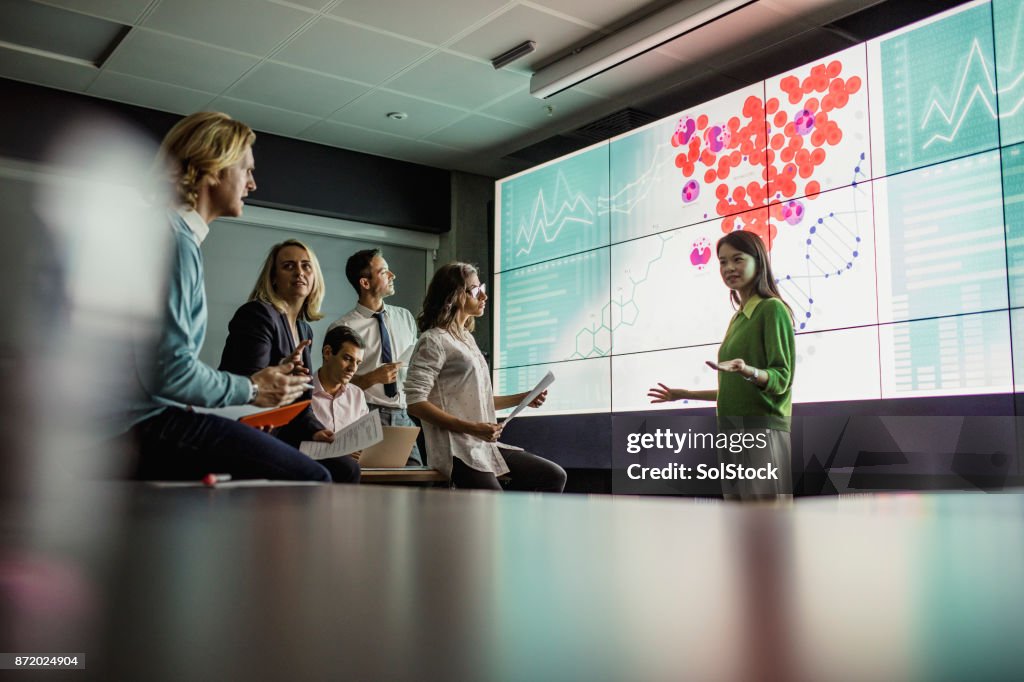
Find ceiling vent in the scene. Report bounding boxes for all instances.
[566,107,659,143]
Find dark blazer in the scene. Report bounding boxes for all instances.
[219,300,323,445]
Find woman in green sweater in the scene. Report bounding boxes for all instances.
[648,230,795,500]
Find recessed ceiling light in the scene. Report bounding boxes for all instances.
[386,112,408,120]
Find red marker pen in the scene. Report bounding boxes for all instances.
[202,473,232,487]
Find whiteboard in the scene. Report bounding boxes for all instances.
[200,206,438,368]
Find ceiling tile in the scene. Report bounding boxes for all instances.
[388,51,527,110]
[300,119,409,155]
[227,62,368,118]
[0,46,97,91]
[328,0,508,45]
[482,86,608,127]
[34,0,153,25]
[88,71,215,113]
[143,0,314,56]
[330,90,467,137]
[274,16,432,84]
[450,5,594,73]
[207,97,322,137]
[530,0,671,30]
[103,29,260,92]
[0,1,128,64]
[424,114,530,150]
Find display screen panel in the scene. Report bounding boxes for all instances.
[495,0,1023,417]
[496,142,609,273]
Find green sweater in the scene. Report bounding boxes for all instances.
[716,295,795,432]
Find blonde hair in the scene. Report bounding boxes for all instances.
[248,239,326,322]
[157,112,255,210]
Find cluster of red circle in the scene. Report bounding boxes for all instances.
[670,60,860,247]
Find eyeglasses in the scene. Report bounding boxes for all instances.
[466,282,486,299]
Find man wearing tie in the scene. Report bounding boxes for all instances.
[329,249,422,465]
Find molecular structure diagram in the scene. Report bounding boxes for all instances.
[569,234,673,359]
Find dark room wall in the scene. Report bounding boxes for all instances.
[0,77,452,234]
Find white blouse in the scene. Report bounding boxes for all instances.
[404,327,508,478]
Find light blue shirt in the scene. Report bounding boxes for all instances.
[122,209,251,432]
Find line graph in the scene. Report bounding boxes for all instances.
[995,0,1024,144]
[602,141,674,218]
[880,1,1003,172]
[513,170,596,257]
[920,7,1024,151]
[920,39,999,149]
[498,143,609,272]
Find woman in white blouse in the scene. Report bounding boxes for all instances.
[406,263,566,492]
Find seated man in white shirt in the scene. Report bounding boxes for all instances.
[310,325,369,463]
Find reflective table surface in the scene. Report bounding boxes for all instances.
[3,485,1023,681]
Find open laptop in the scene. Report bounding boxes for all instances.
[358,425,421,468]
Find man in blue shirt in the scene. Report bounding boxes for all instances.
[126,112,330,481]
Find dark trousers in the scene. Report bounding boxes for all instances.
[451,449,566,492]
[319,455,360,484]
[130,407,331,482]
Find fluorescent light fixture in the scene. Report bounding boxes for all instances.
[491,40,537,70]
[530,0,753,99]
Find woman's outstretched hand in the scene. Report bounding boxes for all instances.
[706,358,748,374]
[647,383,683,403]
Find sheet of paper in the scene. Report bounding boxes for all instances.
[190,404,265,421]
[501,371,555,427]
[299,410,383,460]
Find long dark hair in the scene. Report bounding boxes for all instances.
[417,262,478,334]
[716,230,794,323]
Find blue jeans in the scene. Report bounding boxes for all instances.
[370,405,423,465]
[131,407,331,482]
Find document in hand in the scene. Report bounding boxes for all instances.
[501,371,555,428]
[299,410,383,460]
[238,400,311,428]
[191,400,311,427]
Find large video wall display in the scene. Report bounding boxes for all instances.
[494,0,1024,416]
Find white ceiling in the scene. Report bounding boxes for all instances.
[1,0,895,177]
